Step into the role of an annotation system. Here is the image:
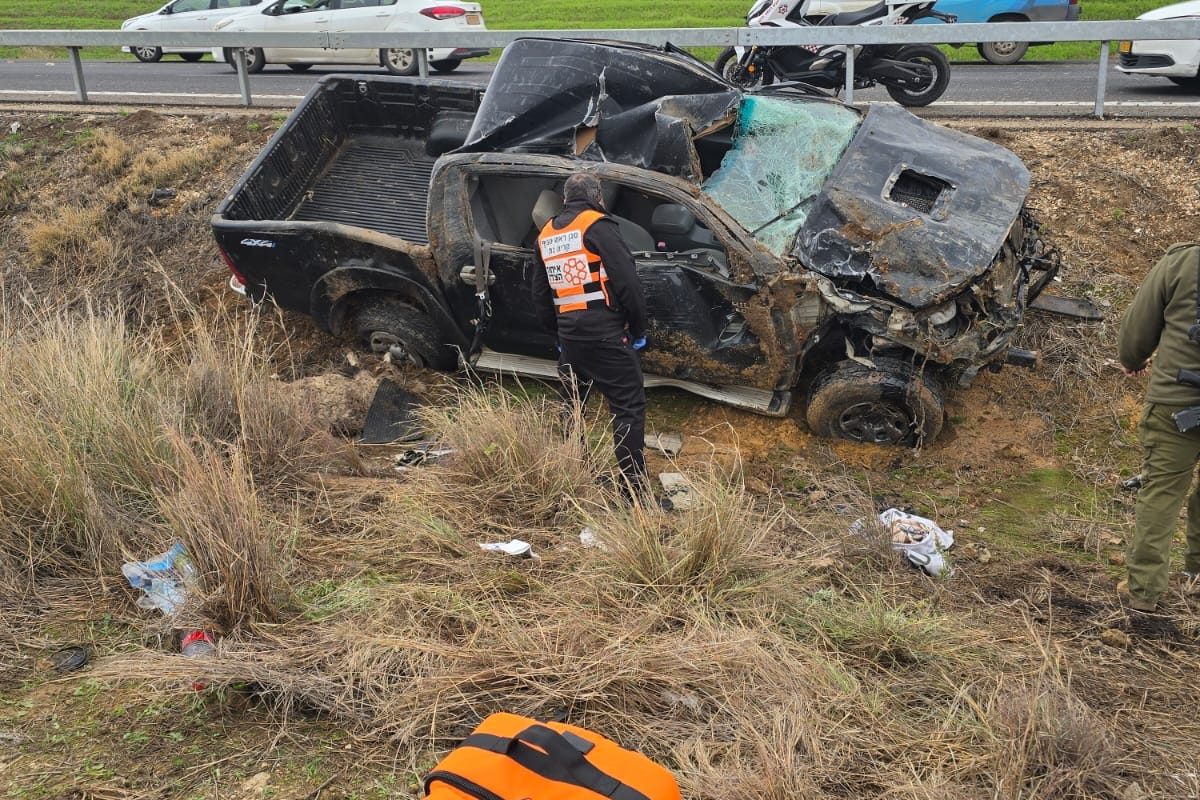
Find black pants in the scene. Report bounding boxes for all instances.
[558,337,647,491]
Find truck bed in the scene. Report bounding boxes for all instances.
[292,135,435,243]
[216,76,482,244]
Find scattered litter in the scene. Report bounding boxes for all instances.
[854,508,954,577]
[181,630,217,691]
[147,187,177,206]
[49,645,91,673]
[479,539,537,559]
[395,444,453,470]
[1121,474,1143,492]
[361,378,423,444]
[646,432,683,457]
[579,527,606,550]
[122,541,192,615]
[658,473,695,510]
[9,121,19,135]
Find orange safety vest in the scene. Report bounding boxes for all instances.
[537,209,613,314]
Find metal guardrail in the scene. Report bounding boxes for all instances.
[2,19,1199,115]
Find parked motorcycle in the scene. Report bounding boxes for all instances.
[715,0,956,107]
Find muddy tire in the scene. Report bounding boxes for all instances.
[714,48,772,90]
[884,45,950,107]
[805,358,944,446]
[350,298,454,370]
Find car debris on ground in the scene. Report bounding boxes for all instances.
[658,473,696,510]
[360,378,424,444]
[646,432,684,457]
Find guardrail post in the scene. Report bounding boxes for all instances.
[233,48,253,106]
[416,47,429,78]
[1094,40,1109,119]
[68,46,88,103]
[844,47,855,105]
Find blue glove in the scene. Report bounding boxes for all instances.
[556,342,562,353]
[632,336,647,351]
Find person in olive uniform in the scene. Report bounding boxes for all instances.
[1118,242,1200,612]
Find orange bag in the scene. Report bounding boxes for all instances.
[423,712,682,800]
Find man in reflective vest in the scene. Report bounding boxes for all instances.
[531,172,651,498]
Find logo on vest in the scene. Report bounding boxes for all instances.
[561,256,589,286]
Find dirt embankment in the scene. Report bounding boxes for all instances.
[1,108,1199,800]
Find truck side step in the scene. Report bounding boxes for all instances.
[472,348,790,416]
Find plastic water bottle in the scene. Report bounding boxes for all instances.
[181,630,216,691]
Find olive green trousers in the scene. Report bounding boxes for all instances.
[1131,402,1200,602]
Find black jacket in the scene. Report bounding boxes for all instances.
[531,200,649,342]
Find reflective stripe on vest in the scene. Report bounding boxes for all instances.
[538,209,612,314]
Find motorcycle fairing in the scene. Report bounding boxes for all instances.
[460,38,741,184]
[792,104,1029,308]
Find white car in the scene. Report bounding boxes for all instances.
[210,0,489,75]
[121,0,267,62]
[1117,0,1200,88]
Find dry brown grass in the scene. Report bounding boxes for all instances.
[25,205,117,271]
[87,128,130,178]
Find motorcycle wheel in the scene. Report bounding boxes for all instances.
[714,47,774,90]
[883,45,950,107]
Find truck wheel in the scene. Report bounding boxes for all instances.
[224,47,265,74]
[180,53,204,62]
[350,299,455,370]
[430,59,461,73]
[381,48,420,76]
[805,358,944,446]
[287,63,313,72]
[132,46,163,63]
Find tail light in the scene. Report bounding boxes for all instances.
[217,245,249,286]
[420,5,466,19]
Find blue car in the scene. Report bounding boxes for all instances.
[806,0,1083,63]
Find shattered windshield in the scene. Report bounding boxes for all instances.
[704,96,862,255]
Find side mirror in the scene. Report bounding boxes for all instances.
[159,4,173,13]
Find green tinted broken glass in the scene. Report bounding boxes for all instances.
[703,96,861,255]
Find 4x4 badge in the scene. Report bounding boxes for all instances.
[240,238,276,248]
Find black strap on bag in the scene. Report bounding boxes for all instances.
[459,725,651,800]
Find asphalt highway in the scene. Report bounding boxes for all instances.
[2,57,1200,117]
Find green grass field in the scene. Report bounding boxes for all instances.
[0,1,1177,62]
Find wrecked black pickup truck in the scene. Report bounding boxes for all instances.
[213,38,1077,446]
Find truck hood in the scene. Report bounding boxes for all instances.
[793,105,1029,308]
[460,38,740,182]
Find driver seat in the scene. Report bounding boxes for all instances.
[530,189,657,253]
